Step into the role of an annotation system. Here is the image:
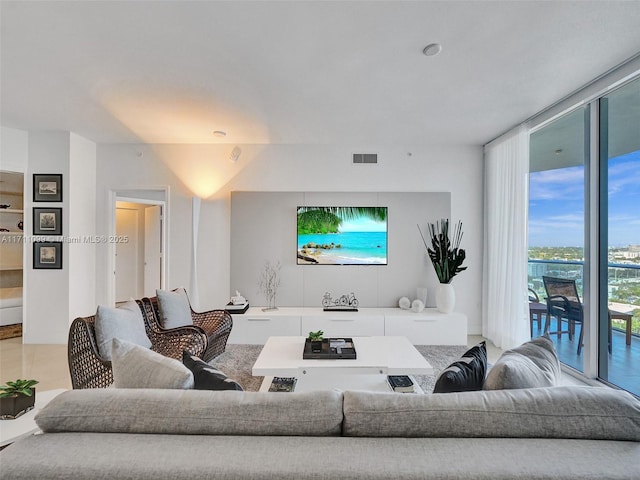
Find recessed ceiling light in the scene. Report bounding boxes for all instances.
[213,130,227,138]
[422,43,442,57]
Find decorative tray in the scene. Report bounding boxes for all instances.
[224,302,249,314]
[303,338,357,359]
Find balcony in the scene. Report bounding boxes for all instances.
[528,259,640,395]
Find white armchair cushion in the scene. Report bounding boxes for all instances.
[156,288,193,328]
[95,300,151,360]
[111,338,194,389]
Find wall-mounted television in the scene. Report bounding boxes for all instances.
[297,206,388,265]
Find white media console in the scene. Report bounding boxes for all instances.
[227,307,467,345]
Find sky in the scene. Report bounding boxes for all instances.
[339,216,387,233]
[529,149,640,247]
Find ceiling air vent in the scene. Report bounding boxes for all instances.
[352,153,378,164]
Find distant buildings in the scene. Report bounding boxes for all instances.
[611,245,640,262]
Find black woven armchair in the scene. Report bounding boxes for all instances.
[140,294,232,362]
[68,300,209,389]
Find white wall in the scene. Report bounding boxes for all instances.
[94,145,195,308]
[25,132,71,343]
[1,127,28,172]
[230,191,451,308]
[68,133,97,321]
[21,131,96,344]
[96,144,484,333]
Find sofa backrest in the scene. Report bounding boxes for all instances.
[343,386,640,441]
[35,386,640,441]
[35,388,344,437]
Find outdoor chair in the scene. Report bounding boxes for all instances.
[140,293,233,362]
[542,276,585,354]
[542,276,615,355]
[67,300,208,389]
[528,288,546,337]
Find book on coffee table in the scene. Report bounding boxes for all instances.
[387,375,415,393]
[268,377,297,392]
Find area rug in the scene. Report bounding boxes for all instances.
[211,344,468,393]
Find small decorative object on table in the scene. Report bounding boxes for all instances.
[0,379,38,420]
[307,330,324,353]
[322,292,359,311]
[387,375,415,393]
[258,260,281,311]
[398,296,411,310]
[268,377,297,392]
[225,290,249,314]
[303,337,357,359]
[411,299,425,313]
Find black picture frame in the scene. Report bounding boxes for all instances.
[33,174,63,202]
[33,241,63,269]
[33,207,62,236]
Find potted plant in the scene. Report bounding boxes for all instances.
[0,379,39,420]
[308,330,324,353]
[418,219,467,313]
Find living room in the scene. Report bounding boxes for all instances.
[1,2,640,476]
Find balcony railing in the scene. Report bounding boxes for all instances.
[528,259,640,337]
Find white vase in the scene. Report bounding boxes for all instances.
[436,283,455,313]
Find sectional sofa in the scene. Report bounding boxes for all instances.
[1,385,639,479]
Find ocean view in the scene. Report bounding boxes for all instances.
[298,231,387,264]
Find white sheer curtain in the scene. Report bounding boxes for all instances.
[482,125,531,350]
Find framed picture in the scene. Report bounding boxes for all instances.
[33,207,62,235]
[33,174,63,202]
[33,241,63,269]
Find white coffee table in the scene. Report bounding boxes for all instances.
[252,336,433,393]
[0,389,66,447]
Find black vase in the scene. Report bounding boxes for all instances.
[0,389,36,420]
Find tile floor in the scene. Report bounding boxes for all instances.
[0,337,71,391]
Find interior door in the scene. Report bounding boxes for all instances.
[115,208,139,302]
[144,205,162,296]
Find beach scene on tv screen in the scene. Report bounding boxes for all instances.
[297,206,388,265]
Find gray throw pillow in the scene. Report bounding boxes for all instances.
[95,300,151,360]
[156,288,193,328]
[111,338,194,389]
[484,334,561,390]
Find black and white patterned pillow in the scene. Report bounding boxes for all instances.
[433,341,487,393]
[182,351,243,391]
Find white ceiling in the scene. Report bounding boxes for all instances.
[2,0,640,146]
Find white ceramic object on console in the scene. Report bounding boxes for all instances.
[416,287,428,306]
[436,283,455,313]
[398,296,411,310]
[411,299,424,313]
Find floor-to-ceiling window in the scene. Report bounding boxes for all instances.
[599,77,640,395]
[529,108,588,373]
[528,75,639,396]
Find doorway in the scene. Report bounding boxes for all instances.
[110,189,167,304]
